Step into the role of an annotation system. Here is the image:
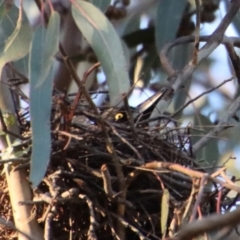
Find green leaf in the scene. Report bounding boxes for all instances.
[122,14,141,36]
[90,0,111,12]
[191,114,219,168]
[29,11,60,188]
[13,54,29,79]
[0,6,17,51]
[173,44,193,112]
[155,0,187,52]
[0,4,32,77]
[72,0,130,106]
[161,189,169,238]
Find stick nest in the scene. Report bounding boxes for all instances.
[0,91,227,240]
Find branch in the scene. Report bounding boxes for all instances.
[192,94,240,153]
[177,207,240,240]
[150,0,240,127]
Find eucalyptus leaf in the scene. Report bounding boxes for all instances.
[191,114,219,168]
[90,0,111,12]
[0,3,17,38]
[29,11,60,188]
[155,0,187,52]
[173,44,193,112]
[13,54,29,79]
[122,13,140,36]
[161,189,169,238]
[72,0,130,106]
[0,4,32,77]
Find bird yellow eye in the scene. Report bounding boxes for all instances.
[115,113,124,121]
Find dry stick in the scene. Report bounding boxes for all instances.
[177,206,240,240]
[44,207,56,240]
[107,215,121,240]
[142,161,240,193]
[0,157,29,164]
[123,97,138,143]
[59,45,123,164]
[161,34,240,73]
[144,162,204,178]
[189,174,209,222]
[110,213,151,240]
[213,176,240,194]
[101,164,114,197]
[6,63,29,84]
[182,181,198,222]
[78,194,98,240]
[138,160,240,239]
[109,124,143,164]
[161,35,240,57]
[69,62,100,121]
[219,170,236,186]
[59,45,127,239]
[56,130,83,141]
[216,188,222,214]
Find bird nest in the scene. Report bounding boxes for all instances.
[0,90,237,240]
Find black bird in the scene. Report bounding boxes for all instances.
[101,90,164,123]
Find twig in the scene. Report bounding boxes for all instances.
[190,174,209,222]
[177,206,240,240]
[150,4,239,124]
[220,170,236,186]
[193,94,240,153]
[101,164,114,197]
[182,179,198,222]
[110,213,151,240]
[60,43,127,238]
[44,206,56,240]
[56,130,83,141]
[0,157,29,164]
[210,167,227,178]
[172,78,233,118]
[123,96,139,143]
[69,62,100,120]
[141,161,240,193]
[109,124,144,164]
[78,194,98,240]
[107,215,121,240]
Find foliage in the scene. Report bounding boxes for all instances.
[1,0,240,239]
